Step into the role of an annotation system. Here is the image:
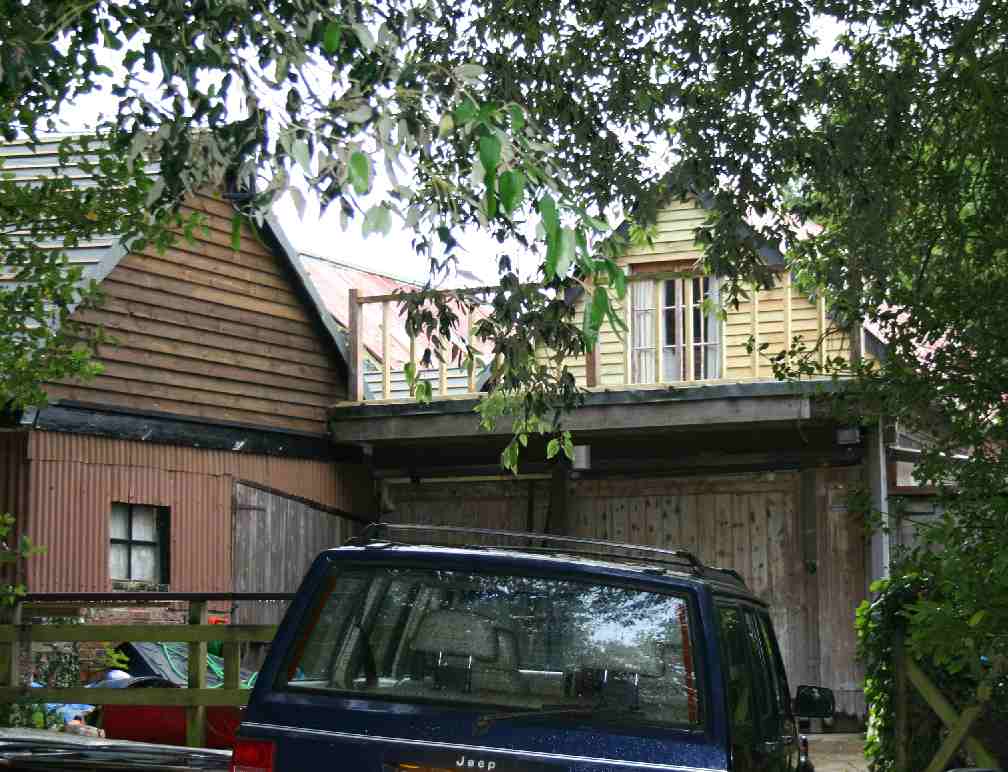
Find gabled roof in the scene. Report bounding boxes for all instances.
[1,136,348,366]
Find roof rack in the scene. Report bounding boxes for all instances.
[348,522,708,576]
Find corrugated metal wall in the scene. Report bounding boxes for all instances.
[0,431,30,588]
[24,430,369,593]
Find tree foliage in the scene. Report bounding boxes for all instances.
[2,1,1008,706]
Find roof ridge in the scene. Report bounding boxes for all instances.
[298,251,424,286]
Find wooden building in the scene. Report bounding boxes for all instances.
[0,139,371,605]
[328,196,897,723]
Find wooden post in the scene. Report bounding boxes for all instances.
[438,339,448,396]
[683,278,694,381]
[466,307,476,393]
[782,271,793,363]
[186,600,208,748]
[348,289,364,401]
[223,640,240,691]
[905,658,999,768]
[408,335,417,397]
[1,602,22,688]
[750,282,760,378]
[623,286,632,385]
[866,419,891,593]
[894,631,908,772]
[381,300,392,399]
[546,458,571,535]
[653,280,663,384]
[817,292,827,369]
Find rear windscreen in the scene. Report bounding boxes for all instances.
[281,565,701,728]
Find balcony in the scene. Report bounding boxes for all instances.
[340,271,842,405]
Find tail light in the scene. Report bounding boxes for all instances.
[231,738,275,772]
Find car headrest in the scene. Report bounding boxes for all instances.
[412,610,499,662]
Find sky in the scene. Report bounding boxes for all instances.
[46,12,844,287]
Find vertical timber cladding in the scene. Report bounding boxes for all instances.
[388,469,868,720]
[232,482,358,625]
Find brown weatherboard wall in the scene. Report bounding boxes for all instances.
[24,430,369,593]
[384,466,867,720]
[45,192,345,435]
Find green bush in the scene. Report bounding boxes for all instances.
[857,567,1007,772]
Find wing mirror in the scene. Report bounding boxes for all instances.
[794,685,836,719]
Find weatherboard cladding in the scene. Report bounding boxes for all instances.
[24,431,365,593]
[42,192,347,434]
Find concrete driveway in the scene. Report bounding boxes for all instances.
[807,734,868,772]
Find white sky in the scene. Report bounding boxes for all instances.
[47,14,844,287]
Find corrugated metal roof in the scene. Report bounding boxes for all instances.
[299,253,494,399]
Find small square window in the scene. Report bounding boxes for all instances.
[109,503,170,586]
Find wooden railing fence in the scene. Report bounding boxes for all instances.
[893,632,1003,771]
[0,593,294,748]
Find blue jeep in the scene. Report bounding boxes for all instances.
[232,525,834,772]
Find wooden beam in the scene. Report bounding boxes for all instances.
[186,600,208,748]
[905,658,999,768]
[546,459,571,534]
[924,705,987,772]
[223,641,240,691]
[653,280,663,384]
[466,307,476,393]
[348,289,364,401]
[750,283,760,378]
[382,300,392,399]
[0,624,279,643]
[783,271,793,361]
[817,292,827,369]
[683,279,694,381]
[623,289,632,385]
[0,687,251,707]
[1,603,22,688]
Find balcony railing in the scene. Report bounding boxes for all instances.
[343,273,839,404]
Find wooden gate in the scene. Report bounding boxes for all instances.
[231,480,359,625]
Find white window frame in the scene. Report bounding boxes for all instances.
[630,276,721,384]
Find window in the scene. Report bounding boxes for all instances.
[630,277,721,384]
[284,565,702,728]
[110,503,170,585]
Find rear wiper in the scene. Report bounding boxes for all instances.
[474,701,635,734]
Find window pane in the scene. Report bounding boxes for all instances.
[131,544,159,583]
[664,308,676,346]
[663,348,681,381]
[287,567,702,727]
[132,505,157,541]
[717,606,756,731]
[632,280,654,310]
[664,279,675,308]
[110,503,129,540]
[110,543,128,580]
[693,307,702,342]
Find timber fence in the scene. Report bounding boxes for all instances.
[0,592,294,747]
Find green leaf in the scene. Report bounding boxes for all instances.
[499,170,526,215]
[590,287,610,329]
[546,438,560,459]
[968,610,986,627]
[508,104,525,133]
[348,151,371,195]
[362,204,392,237]
[555,227,575,276]
[478,133,501,176]
[291,140,311,174]
[454,97,479,126]
[539,193,559,236]
[453,63,485,82]
[323,22,343,54]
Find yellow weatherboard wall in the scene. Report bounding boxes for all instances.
[546,197,851,387]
